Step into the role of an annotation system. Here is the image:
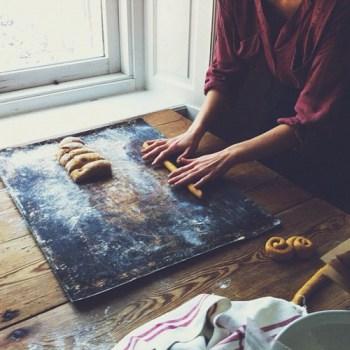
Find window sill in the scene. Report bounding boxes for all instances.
[0,73,136,118]
[0,90,196,149]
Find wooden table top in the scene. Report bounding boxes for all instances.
[1,110,350,349]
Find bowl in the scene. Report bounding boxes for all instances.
[271,310,350,350]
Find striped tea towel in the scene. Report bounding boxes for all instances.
[114,294,306,350]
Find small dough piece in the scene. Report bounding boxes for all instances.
[59,148,95,166]
[56,143,85,160]
[65,153,104,173]
[60,142,85,150]
[70,160,112,183]
[142,141,150,150]
[287,236,315,259]
[59,137,84,147]
[265,236,294,262]
[56,148,69,160]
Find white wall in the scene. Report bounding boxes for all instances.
[144,0,215,109]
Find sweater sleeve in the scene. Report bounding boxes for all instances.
[204,0,247,96]
[277,4,349,129]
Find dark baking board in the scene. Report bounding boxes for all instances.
[0,118,280,302]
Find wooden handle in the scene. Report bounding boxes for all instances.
[291,265,330,305]
[142,141,203,199]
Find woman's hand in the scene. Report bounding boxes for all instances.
[166,123,299,188]
[141,130,202,166]
[168,148,239,188]
[141,90,225,166]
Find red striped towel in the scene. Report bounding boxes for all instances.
[114,294,306,350]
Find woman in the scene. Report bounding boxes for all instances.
[142,0,350,206]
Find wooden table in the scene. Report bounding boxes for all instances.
[1,110,350,349]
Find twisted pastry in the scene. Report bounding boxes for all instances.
[287,235,314,259]
[265,237,294,261]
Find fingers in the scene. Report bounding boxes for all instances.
[142,144,168,162]
[194,174,211,188]
[152,146,175,165]
[168,161,196,179]
[177,147,192,163]
[169,170,202,187]
[168,163,206,186]
[170,168,214,188]
[168,154,223,188]
[142,138,179,165]
[141,139,166,154]
[142,139,157,147]
[177,156,194,165]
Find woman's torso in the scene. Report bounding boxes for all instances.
[231,0,341,88]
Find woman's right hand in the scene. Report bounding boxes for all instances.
[141,130,202,166]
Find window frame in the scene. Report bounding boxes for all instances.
[0,0,121,92]
[0,0,144,118]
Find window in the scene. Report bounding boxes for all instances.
[0,0,121,92]
[0,0,144,117]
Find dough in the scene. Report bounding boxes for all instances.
[286,236,314,259]
[70,160,112,183]
[57,142,85,159]
[57,136,112,184]
[59,136,84,147]
[65,153,104,174]
[59,148,95,166]
[142,141,150,150]
[56,148,69,160]
[265,237,294,261]
[60,142,85,150]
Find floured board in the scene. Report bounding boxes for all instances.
[0,118,280,301]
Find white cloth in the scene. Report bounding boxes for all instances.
[114,294,306,350]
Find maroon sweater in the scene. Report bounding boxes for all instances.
[205,0,350,133]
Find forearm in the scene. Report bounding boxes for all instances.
[168,124,299,188]
[228,124,299,163]
[188,90,226,138]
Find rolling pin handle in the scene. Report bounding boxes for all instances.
[142,141,203,199]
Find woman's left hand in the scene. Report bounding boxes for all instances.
[168,148,239,188]
[168,124,299,189]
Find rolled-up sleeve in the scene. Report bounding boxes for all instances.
[204,0,246,96]
[277,5,349,129]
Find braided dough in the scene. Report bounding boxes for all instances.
[59,136,85,147]
[70,160,112,183]
[56,142,85,160]
[59,148,95,166]
[65,153,104,174]
[265,235,315,262]
[265,237,294,261]
[287,236,315,259]
[57,136,112,183]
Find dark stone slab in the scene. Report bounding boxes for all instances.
[0,119,280,301]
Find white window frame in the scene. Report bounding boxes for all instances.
[0,0,145,118]
[0,0,121,92]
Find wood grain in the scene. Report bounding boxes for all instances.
[0,190,17,213]
[1,198,349,348]
[0,260,65,329]
[0,208,29,244]
[0,110,349,349]
[0,111,283,330]
[143,109,184,126]
[0,171,308,329]
[247,176,312,214]
[0,236,44,278]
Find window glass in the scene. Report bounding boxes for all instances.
[0,0,104,73]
